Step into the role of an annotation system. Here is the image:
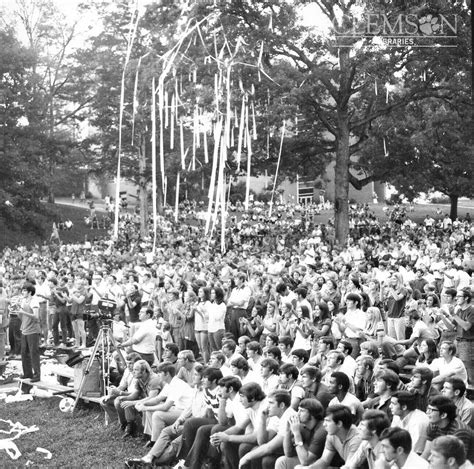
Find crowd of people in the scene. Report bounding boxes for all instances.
[0,200,473,469]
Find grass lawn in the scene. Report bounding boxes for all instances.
[0,397,144,468]
[0,203,109,251]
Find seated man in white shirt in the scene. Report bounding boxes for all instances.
[337,340,357,379]
[238,390,297,469]
[432,341,468,387]
[327,371,364,424]
[389,390,429,454]
[375,427,429,469]
[136,362,193,445]
[258,358,281,394]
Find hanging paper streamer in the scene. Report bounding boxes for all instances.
[374,79,378,96]
[203,128,209,164]
[114,4,141,239]
[164,176,168,206]
[269,121,286,217]
[170,94,175,149]
[132,54,147,145]
[244,125,252,211]
[174,172,180,222]
[164,90,169,129]
[385,82,389,104]
[180,122,185,169]
[383,137,389,157]
[205,118,223,234]
[236,94,246,171]
[151,77,158,252]
[251,100,257,140]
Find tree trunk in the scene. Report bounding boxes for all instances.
[334,110,350,244]
[449,194,458,220]
[334,48,351,246]
[138,137,149,238]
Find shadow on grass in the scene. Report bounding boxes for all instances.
[0,397,144,468]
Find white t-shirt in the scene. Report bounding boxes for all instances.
[431,356,468,384]
[161,376,193,411]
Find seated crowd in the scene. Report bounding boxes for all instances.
[0,203,473,469]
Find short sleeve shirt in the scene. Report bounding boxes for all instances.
[324,425,361,462]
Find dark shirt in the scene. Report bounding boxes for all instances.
[456,305,474,340]
[427,419,474,462]
[304,382,333,410]
[128,290,142,323]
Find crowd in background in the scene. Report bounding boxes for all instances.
[0,201,473,469]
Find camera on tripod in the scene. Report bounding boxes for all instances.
[97,298,117,321]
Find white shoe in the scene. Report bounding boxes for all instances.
[172,460,185,469]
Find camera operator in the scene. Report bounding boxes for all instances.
[85,273,106,344]
[118,307,157,366]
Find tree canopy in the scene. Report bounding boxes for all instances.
[0,0,472,242]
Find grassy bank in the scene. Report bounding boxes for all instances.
[1,200,472,252]
[0,397,143,468]
[0,204,109,251]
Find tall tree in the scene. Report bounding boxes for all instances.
[209,0,470,243]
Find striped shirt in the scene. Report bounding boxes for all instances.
[204,387,220,419]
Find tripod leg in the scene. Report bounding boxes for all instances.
[72,328,104,413]
[107,331,127,369]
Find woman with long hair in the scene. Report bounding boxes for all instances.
[415,338,439,371]
[421,293,441,340]
[383,272,408,340]
[194,287,211,363]
[367,279,383,309]
[260,301,280,346]
[208,287,227,353]
[361,306,386,341]
[291,304,312,351]
[311,302,332,340]
[239,305,264,343]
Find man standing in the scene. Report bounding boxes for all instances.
[35,272,50,343]
[227,273,252,339]
[19,284,41,382]
[451,289,474,384]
